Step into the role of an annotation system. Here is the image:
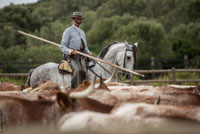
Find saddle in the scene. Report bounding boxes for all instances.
[58,60,72,74]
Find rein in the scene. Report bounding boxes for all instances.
[86,58,111,78]
[95,61,111,75]
[88,67,102,78]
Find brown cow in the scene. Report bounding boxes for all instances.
[0,91,50,100]
[0,96,65,128]
[30,80,61,92]
[57,79,113,113]
[59,103,200,132]
[0,79,114,128]
[88,84,200,106]
[0,81,62,101]
[0,82,21,91]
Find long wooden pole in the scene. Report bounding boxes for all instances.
[18,30,144,77]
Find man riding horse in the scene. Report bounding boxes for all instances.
[60,12,93,88]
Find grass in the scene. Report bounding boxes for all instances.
[148,72,199,86]
[0,77,27,85]
[0,72,199,86]
[118,72,199,86]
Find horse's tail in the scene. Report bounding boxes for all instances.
[25,69,35,87]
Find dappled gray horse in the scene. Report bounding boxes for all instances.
[28,41,138,90]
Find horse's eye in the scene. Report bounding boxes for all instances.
[127,56,131,60]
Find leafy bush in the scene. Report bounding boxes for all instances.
[0,45,62,73]
[170,22,200,67]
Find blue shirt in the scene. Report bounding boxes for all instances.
[60,25,90,55]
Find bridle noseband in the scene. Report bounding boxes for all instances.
[123,45,137,70]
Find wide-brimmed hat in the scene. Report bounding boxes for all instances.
[69,12,86,19]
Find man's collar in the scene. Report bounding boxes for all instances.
[73,24,80,30]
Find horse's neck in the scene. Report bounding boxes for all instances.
[87,43,126,81]
[87,58,115,81]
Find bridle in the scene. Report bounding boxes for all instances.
[123,45,137,70]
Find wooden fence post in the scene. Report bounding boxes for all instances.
[151,56,155,79]
[184,55,188,69]
[28,58,33,71]
[172,67,176,84]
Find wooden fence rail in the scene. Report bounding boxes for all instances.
[0,73,28,77]
[0,68,200,84]
[129,68,200,85]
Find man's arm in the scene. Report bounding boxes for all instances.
[60,29,72,55]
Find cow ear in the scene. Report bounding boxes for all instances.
[56,92,73,111]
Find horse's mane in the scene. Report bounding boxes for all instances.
[98,42,119,59]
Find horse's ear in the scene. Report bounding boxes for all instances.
[124,40,130,48]
[132,42,139,55]
[134,42,138,47]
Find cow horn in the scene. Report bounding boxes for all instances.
[30,87,40,93]
[69,77,96,98]
[104,67,117,84]
[94,75,103,89]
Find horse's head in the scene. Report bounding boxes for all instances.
[116,41,138,79]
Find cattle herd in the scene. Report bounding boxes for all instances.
[0,77,200,134]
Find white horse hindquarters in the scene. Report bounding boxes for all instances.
[30,62,72,91]
[46,63,72,91]
[55,73,72,91]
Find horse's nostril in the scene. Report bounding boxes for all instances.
[125,74,131,79]
[122,71,131,79]
[123,72,130,79]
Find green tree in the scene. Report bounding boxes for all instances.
[0,25,16,49]
[0,5,46,48]
[170,23,200,67]
[96,0,135,19]
[114,19,171,69]
[27,20,67,47]
[87,14,136,46]
[0,45,62,73]
[0,46,25,72]
[185,0,200,23]
[20,45,62,63]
